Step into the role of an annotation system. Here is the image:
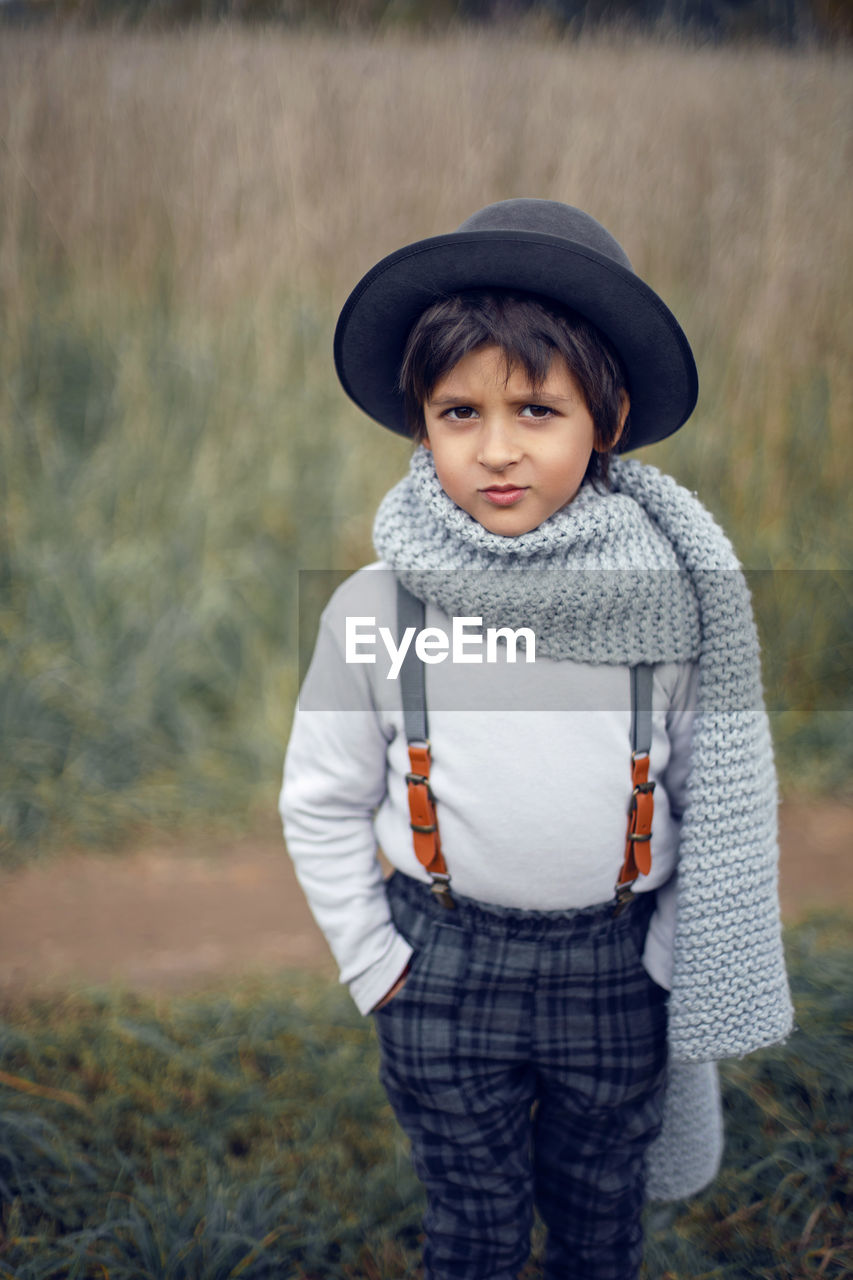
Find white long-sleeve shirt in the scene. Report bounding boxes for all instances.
[280,565,698,1014]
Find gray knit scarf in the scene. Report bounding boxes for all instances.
[371,442,788,1198]
[374,446,706,665]
[374,448,793,1197]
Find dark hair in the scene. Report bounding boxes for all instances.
[398,290,630,486]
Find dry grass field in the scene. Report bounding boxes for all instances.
[2,29,850,351]
[0,27,850,847]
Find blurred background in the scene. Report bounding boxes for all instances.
[0,7,851,1276]
[1,0,850,856]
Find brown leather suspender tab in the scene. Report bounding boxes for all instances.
[621,752,655,881]
[405,743,445,874]
[405,743,453,906]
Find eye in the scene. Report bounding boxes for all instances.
[520,404,555,420]
[443,405,478,422]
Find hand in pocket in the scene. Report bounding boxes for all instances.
[371,959,412,1011]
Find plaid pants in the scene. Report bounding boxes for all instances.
[373,872,669,1280]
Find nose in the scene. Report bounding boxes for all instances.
[477,416,521,472]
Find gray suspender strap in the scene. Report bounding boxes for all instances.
[631,664,654,758]
[397,581,428,745]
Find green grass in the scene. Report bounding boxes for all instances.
[0,914,850,1278]
[0,271,412,855]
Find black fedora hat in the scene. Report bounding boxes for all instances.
[334,199,698,451]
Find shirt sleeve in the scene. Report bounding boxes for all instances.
[279,597,413,1015]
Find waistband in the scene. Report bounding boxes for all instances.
[386,871,655,942]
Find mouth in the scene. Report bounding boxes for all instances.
[480,485,528,507]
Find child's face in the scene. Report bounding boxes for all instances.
[423,345,600,537]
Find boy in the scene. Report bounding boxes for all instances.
[281,200,792,1279]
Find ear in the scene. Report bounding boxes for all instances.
[611,389,630,448]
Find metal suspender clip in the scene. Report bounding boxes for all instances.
[429,872,456,910]
[612,882,635,917]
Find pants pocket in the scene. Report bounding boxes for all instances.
[372,916,466,1105]
[372,916,441,1017]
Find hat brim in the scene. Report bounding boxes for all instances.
[334,229,698,451]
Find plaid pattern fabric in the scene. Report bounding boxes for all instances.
[373,873,669,1280]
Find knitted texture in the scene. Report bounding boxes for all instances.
[646,1061,724,1201]
[373,448,793,1064]
[374,446,703,664]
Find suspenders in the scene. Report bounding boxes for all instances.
[397,581,655,914]
[398,583,453,907]
[616,664,656,914]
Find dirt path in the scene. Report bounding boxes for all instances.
[0,800,851,996]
